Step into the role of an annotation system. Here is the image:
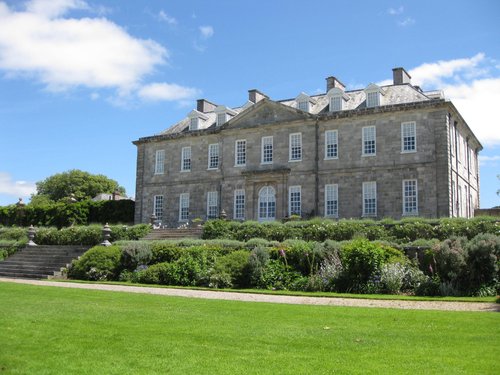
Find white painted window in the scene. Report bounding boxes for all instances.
[330,96,342,112]
[234,189,245,220]
[362,181,377,217]
[289,186,301,217]
[366,91,380,108]
[325,130,338,159]
[217,113,226,127]
[289,133,302,161]
[181,147,191,171]
[207,191,218,219]
[298,100,309,112]
[153,195,164,222]
[208,143,219,169]
[362,126,376,156]
[401,122,416,153]
[154,150,165,174]
[325,184,338,218]
[261,136,273,164]
[179,193,189,222]
[402,180,418,216]
[189,117,199,131]
[235,140,246,166]
[258,186,276,222]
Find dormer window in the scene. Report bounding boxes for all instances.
[189,117,199,131]
[187,110,208,131]
[364,84,385,108]
[214,105,237,127]
[295,93,316,113]
[326,87,349,112]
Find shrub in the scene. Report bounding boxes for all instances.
[415,276,441,296]
[248,246,270,287]
[465,233,500,292]
[208,250,250,288]
[318,250,343,292]
[245,238,279,250]
[431,237,468,287]
[136,262,170,284]
[380,263,406,294]
[120,241,153,270]
[68,245,121,281]
[259,259,302,290]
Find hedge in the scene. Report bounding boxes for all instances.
[202,217,500,243]
[0,199,135,228]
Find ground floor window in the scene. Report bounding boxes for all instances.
[234,189,245,220]
[153,195,164,222]
[179,193,189,221]
[325,184,338,218]
[258,186,276,222]
[288,186,301,216]
[362,181,377,217]
[207,191,219,219]
[402,180,418,216]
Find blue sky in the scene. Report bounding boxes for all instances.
[0,0,499,208]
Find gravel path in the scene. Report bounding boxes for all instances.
[1,277,498,312]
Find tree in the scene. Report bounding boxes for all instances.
[33,169,126,202]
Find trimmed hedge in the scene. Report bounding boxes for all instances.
[0,199,135,228]
[202,217,500,242]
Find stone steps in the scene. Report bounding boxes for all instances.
[142,228,203,241]
[0,245,88,279]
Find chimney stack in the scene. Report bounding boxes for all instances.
[392,67,411,85]
[326,76,346,92]
[248,89,269,103]
[197,99,217,113]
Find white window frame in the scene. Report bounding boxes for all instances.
[325,130,338,160]
[153,195,164,222]
[298,100,309,112]
[233,189,245,220]
[235,139,246,166]
[179,193,189,222]
[261,136,273,164]
[362,126,376,156]
[288,186,301,217]
[325,184,339,218]
[208,143,219,170]
[181,146,191,172]
[207,191,219,219]
[154,149,165,174]
[362,181,377,217]
[366,91,380,108]
[401,121,417,153]
[189,117,199,131]
[258,186,276,222]
[329,95,342,112]
[216,112,227,127]
[402,180,418,216]
[289,132,302,161]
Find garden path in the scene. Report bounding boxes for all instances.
[1,277,498,312]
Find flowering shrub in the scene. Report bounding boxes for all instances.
[68,245,121,281]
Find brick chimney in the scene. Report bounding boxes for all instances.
[248,89,269,103]
[392,67,411,85]
[326,76,346,92]
[196,99,217,113]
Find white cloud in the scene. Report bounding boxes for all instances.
[138,82,200,102]
[0,1,168,95]
[479,155,500,166]
[398,17,415,27]
[409,53,486,88]
[388,6,404,15]
[158,10,177,26]
[199,25,214,39]
[0,172,36,198]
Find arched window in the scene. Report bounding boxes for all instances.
[258,186,276,222]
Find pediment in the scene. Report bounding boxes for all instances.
[224,99,314,129]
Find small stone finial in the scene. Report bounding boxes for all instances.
[150,214,157,226]
[220,209,227,220]
[16,198,26,207]
[101,223,112,247]
[27,225,37,246]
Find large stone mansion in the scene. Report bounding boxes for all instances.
[133,67,481,226]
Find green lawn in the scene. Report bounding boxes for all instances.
[0,282,498,375]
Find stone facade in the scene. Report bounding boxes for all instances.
[133,68,482,226]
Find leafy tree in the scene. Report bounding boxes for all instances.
[33,169,126,202]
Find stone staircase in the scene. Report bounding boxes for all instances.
[142,227,203,241]
[0,245,88,279]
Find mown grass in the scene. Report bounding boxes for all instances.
[0,281,498,374]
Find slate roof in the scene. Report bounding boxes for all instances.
[156,83,443,136]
